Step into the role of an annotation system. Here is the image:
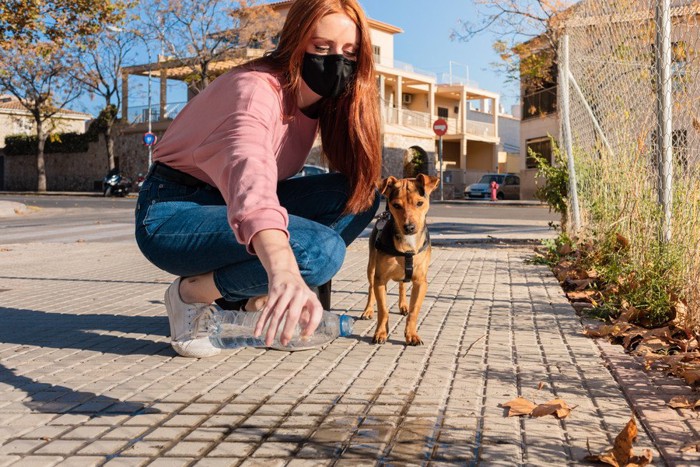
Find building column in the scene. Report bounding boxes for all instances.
[378,74,386,122]
[460,136,468,170]
[493,96,500,171]
[460,87,467,134]
[121,71,129,123]
[395,75,402,126]
[429,83,435,120]
[159,67,167,121]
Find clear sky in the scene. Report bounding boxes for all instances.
[81,0,518,117]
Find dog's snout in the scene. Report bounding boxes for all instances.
[404,223,416,234]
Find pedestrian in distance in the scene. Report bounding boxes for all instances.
[134,0,381,358]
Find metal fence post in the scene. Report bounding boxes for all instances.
[560,34,581,234]
[656,0,673,243]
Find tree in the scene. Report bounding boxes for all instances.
[0,1,125,191]
[452,1,574,93]
[75,16,138,171]
[140,0,282,94]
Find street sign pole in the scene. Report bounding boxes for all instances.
[432,118,448,202]
[439,135,444,201]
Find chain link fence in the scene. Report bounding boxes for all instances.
[559,0,700,324]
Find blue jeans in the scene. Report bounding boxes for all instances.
[134,170,379,302]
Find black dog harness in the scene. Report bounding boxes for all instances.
[372,210,430,283]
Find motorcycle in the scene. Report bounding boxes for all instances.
[102,169,132,197]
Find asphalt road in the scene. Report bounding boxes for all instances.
[0,194,559,221]
[0,194,559,244]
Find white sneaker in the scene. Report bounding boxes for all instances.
[164,278,221,358]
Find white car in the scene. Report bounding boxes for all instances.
[464,173,521,200]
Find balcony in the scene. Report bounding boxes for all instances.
[382,105,495,138]
[126,102,187,125]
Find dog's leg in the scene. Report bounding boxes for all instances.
[405,278,427,346]
[360,250,377,320]
[398,282,409,315]
[372,280,390,344]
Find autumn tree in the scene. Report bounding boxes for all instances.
[0,1,126,191]
[139,0,283,95]
[453,0,574,95]
[74,14,139,171]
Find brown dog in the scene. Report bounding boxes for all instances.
[360,174,440,345]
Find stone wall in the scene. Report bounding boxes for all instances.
[3,135,109,191]
[381,133,436,178]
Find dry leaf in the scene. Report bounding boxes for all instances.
[584,323,633,338]
[501,397,536,417]
[615,233,630,251]
[557,243,573,255]
[668,396,693,409]
[681,368,700,385]
[567,290,599,305]
[680,440,700,453]
[583,417,652,466]
[537,381,546,391]
[531,399,574,419]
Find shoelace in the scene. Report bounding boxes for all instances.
[190,305,219,339]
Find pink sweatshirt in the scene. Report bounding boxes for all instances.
[152,67,319,253]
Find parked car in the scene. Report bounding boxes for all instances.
[293,164,329,178]
[464,173,520,200]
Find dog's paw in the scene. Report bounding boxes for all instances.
[360,309,374,320]
[399,305,409,316]
[372,332,387,344]
[405,334,423,346]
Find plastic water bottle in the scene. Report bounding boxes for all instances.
[208,308,353,351]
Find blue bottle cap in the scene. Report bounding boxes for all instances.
[338,315,353,337]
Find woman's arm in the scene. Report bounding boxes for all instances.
[251,229,323,346]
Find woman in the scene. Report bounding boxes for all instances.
[135,0,381,358]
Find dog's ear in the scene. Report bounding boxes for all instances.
[416,173,440,194]
[378,176,399,196]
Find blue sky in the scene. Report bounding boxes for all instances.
[81,0,518,117]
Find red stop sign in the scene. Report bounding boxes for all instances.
[433,118,448,136]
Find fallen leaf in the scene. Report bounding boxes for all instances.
[531,399,574,419]
[667,396,694,409]
[567,290,598,302]
[558,243,573,255]
[500,397,536,417]
[537,381,546,391]
[680,440,700,452]
[615,233,630,251]
[680,368,700,385]
[583,417,652,466]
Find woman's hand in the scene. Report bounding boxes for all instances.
[250,229,323,346]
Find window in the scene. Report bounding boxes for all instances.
[373,45,381,65]
[437,107,449,118]
[526,138,552,168]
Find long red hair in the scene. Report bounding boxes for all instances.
[249,0,381,213]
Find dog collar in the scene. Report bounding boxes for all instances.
[372,212,430,283]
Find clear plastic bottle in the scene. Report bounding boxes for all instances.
[208,308,353,351]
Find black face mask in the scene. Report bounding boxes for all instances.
[301,52,357,99]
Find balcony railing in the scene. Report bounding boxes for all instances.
[382,105,495,137]
[126,101,187,124]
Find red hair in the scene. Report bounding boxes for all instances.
[250,0,381,213]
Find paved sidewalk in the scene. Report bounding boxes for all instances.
[1,233,679,466]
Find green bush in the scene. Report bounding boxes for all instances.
[532,141,569,229]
